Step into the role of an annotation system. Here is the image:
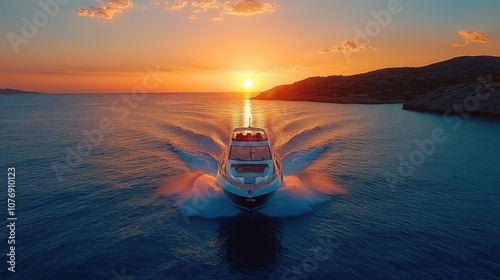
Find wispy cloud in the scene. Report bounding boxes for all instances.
[0,63,302,77]
[223,0,277,16]
[176,63,304,76]
[162,0,189,11]
[188,0,219,20]
[77,0,134,20]
[319,40,376,54]
[0,65,162,76]
[266,64,304,73]
[452,29,489,47]
[78,0,277,20]
[162,0,277,20]
[192,0,218,9]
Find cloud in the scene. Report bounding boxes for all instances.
[453,29,489,47]
[171,63,304,75]
[192,0,218,9]
[266,64,304,73]
[212,14,224,21]
[77,0,134,20]
[0,65,157,76]
[319,41,376,54]
[0,63,304,79]
[169,0,277,20]
[165,0,189,11]
[79,0,277,20]
[188,0,218,19]
[223,0,277,16]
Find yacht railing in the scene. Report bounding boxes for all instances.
[217,152,282,191]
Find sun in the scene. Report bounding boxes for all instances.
[243,79,253,89]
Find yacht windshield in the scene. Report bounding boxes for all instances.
[229,146,271,161]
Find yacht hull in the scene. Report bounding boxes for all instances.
[217,126,282,213]
[221,188,277,213]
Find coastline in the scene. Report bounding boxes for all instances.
[251,56,500,118]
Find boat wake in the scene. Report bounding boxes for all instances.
[159,172,240,218]
[260,173,345,217]
[157,119,347,219]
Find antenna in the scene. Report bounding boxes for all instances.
[248,117,251,128]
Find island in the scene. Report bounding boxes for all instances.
[252,56,500,117]
[0,88,47,95]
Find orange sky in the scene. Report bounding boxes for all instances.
[1,0,499,93]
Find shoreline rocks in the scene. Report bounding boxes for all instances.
[402,75,500,117]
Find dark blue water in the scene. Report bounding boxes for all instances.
[1,93,499,279]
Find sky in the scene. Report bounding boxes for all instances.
[1,0,499,93]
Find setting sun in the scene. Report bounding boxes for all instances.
[243,79,253,89]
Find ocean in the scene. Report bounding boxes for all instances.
[0,93,499,279]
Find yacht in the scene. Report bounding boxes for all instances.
[216,126,283,213]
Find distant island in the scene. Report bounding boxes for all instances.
[252,56,500,117]
[0,88,47,95]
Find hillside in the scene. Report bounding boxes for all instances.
[251,56,500,104]
[402,73,500,117]
[0,88,47,94]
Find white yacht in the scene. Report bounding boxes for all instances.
[216,126,283,213]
